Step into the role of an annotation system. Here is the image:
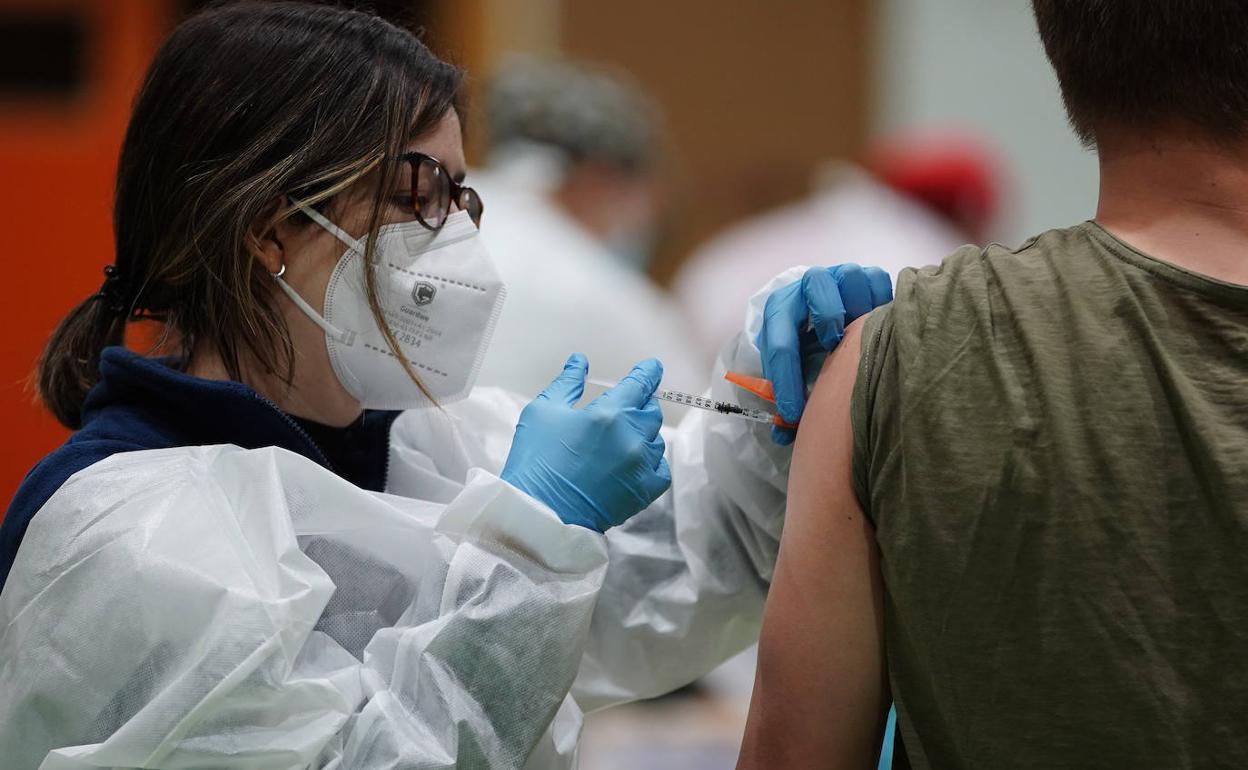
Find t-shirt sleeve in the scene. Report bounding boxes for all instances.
[850,303,896,525]
[848,245,993,527]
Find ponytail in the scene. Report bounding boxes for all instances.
[36,271,129,430]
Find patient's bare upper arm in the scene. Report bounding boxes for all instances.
[737,317,888,770]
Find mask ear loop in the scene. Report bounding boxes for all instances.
[270,264,354,344]
[268,194,360,349]
[291,196,367,256]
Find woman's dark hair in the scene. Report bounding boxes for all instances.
[37,0,463,428]
[1033,0,1248,145]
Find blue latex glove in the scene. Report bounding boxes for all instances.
[756,264,893,445]
[501,353,672,532]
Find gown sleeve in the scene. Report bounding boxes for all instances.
[571,267,805,711]
[0,443,607,770]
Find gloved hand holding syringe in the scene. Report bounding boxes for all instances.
[587,372,797,428]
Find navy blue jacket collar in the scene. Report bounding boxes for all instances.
[1,347,399,590]
[84,347,336,466]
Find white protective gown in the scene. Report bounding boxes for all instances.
[0,271,798,770]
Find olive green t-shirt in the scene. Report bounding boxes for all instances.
[852,222,1248,769]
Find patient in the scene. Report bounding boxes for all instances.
[737,2,1248,768]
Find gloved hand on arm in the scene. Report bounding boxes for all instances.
[502,353,671,532]
[757,264,893,445]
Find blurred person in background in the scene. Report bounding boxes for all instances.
[473,56,704,397]
[674,137,1001,363]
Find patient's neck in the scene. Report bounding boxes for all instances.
[1096,127,1248,286]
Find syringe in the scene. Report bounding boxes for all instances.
[587,377,778,425]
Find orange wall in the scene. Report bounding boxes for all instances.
[0,0,167,508]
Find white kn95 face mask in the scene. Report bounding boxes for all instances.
[273,202,506,410]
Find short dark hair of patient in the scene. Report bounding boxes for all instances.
[1032,0,1248,143]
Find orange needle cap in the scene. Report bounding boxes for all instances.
[723,371,776,402]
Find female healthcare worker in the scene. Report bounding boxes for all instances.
[0,4,891,769]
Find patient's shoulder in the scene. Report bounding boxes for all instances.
[798,316,869,481]
[891,225,1100,337]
